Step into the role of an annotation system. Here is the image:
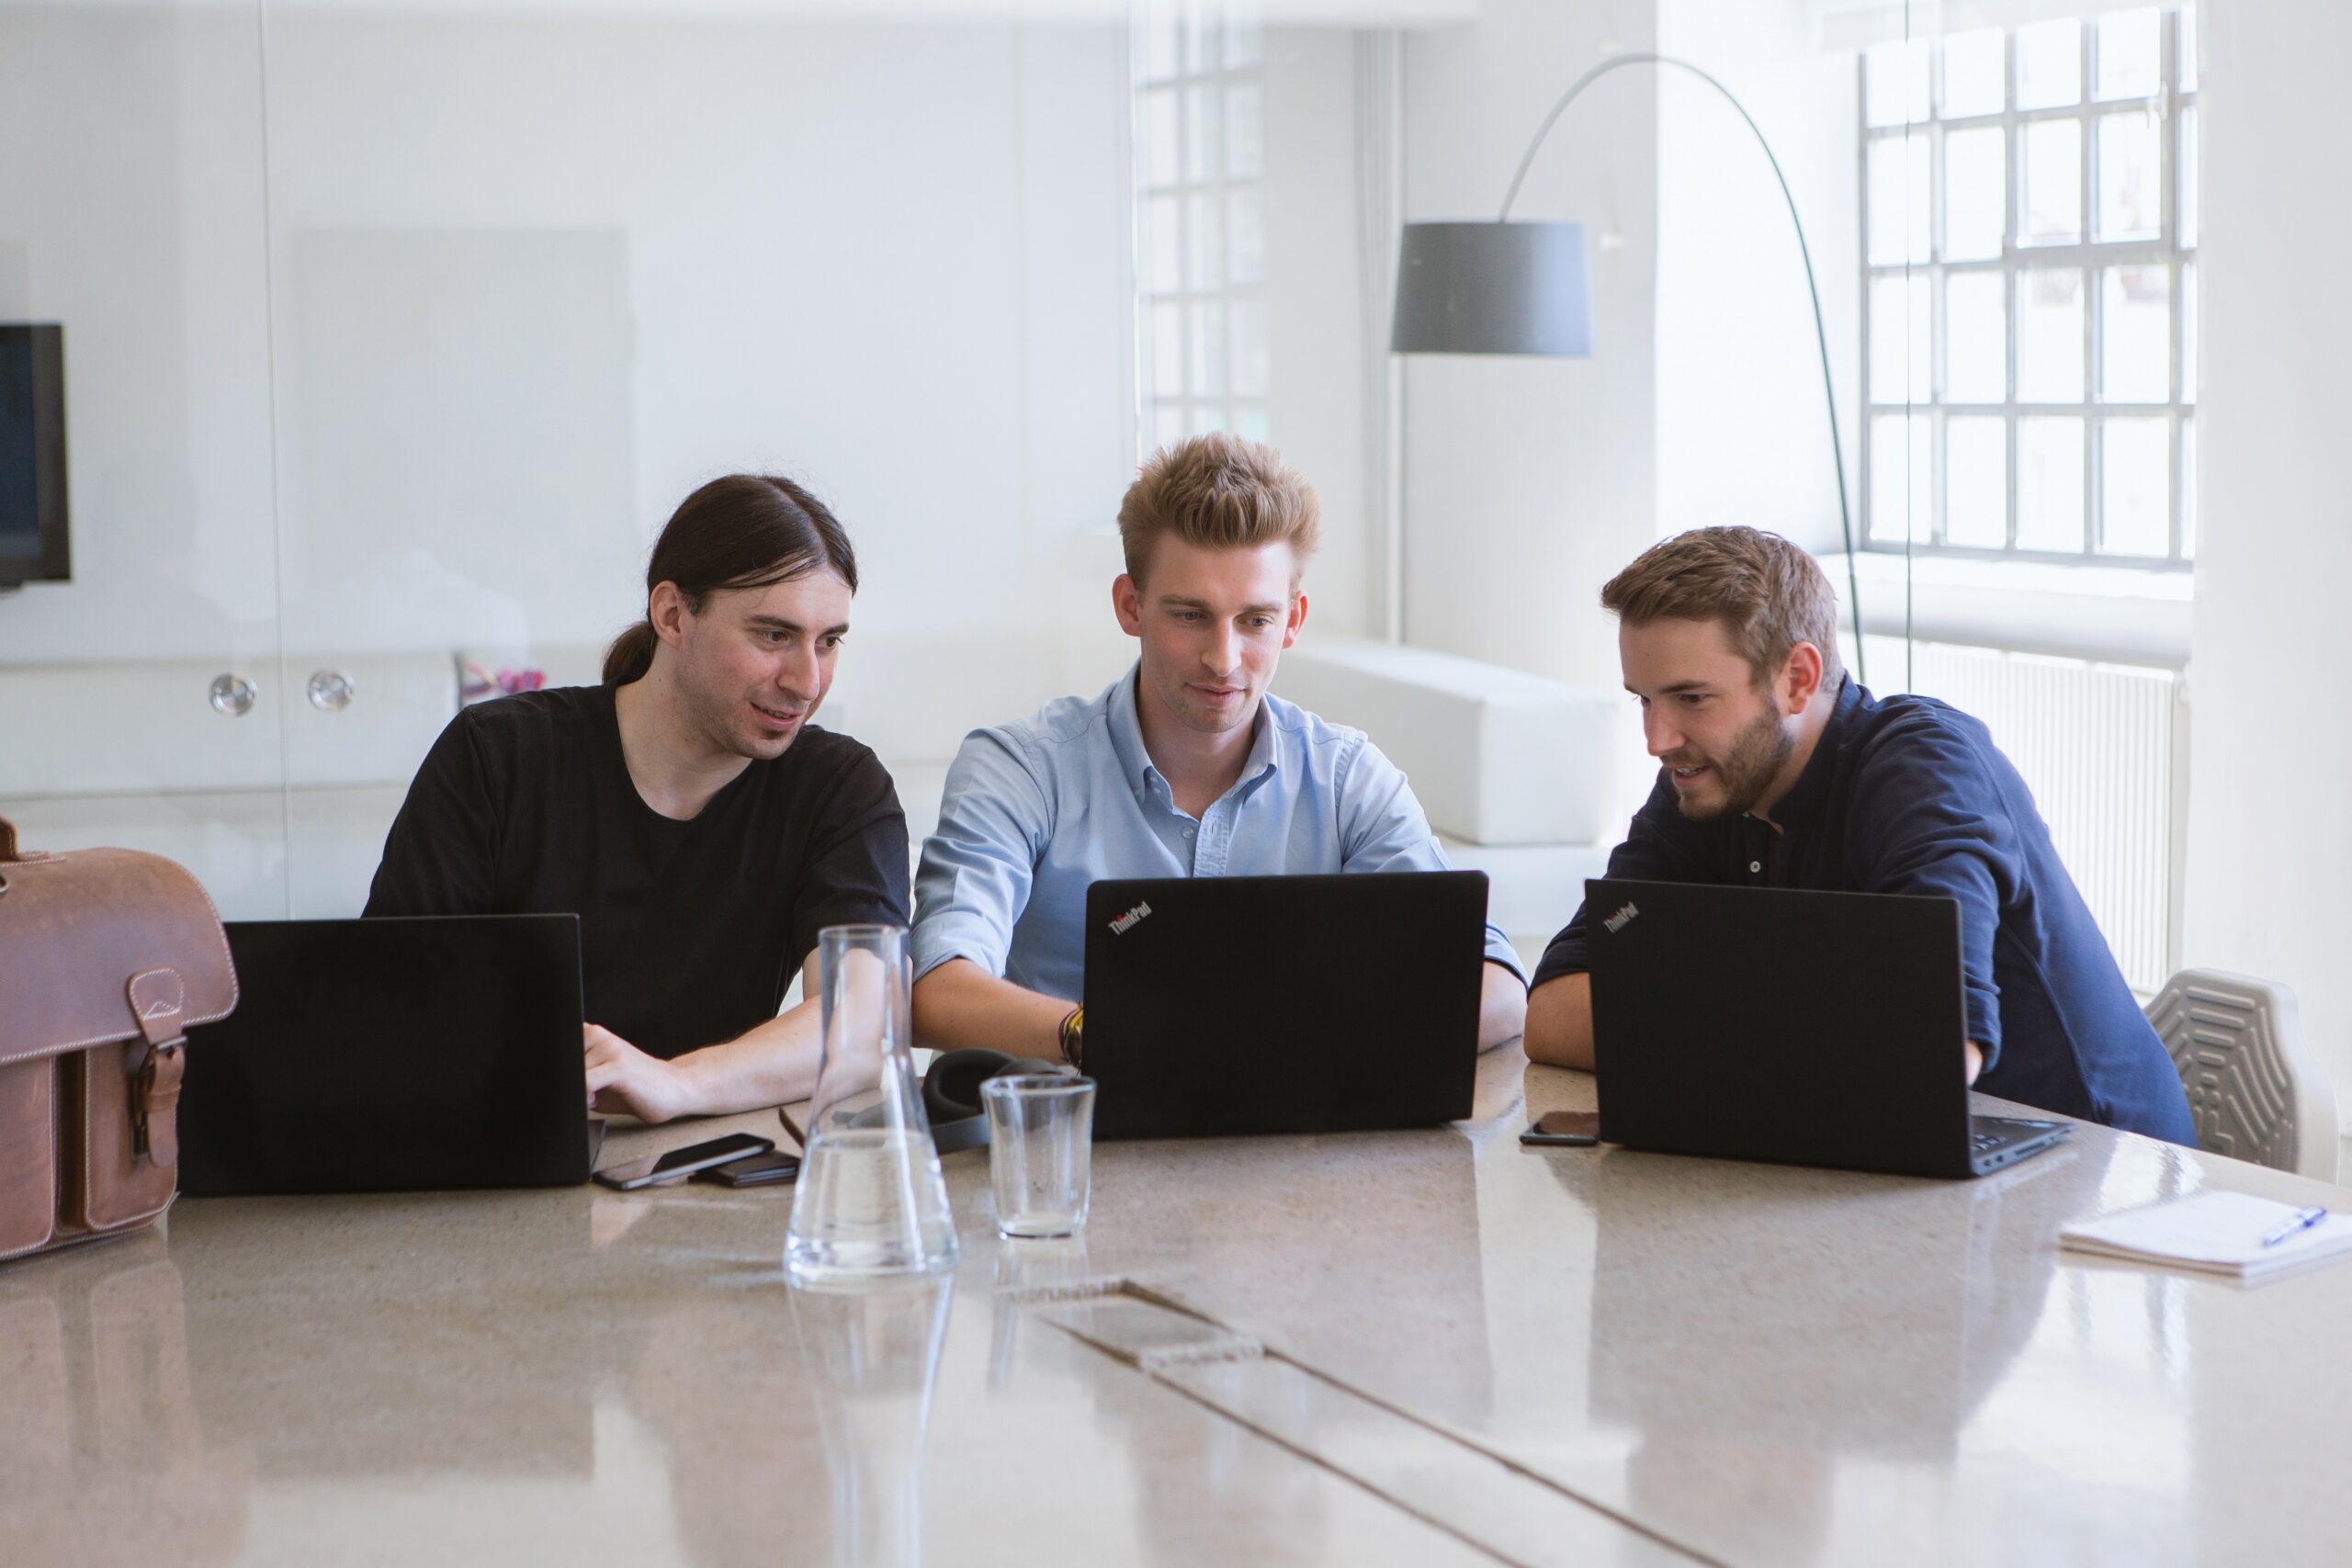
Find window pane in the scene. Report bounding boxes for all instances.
[2018,416,2086,552]
[2017,19,2082,111]
[2095,111,2161,242]
[1943,126,2006,261]
[2099,418,2170,556]
[1226,84,1263,180]
[2020,118,2082,246]
[1865,38,1931,127]
[2180,416,2198,558]
[1867,136,1932,265]
[1152,303,1186,397]
[1190,299,1226,397]
[1155,403,1187,449]
[1229,299,1267,399]
[1183,13,1216,74]
[2180,5,2199,95]
[1871,414,1933,545]
[1187,190,1223,290]
[1144,22,1182,84]
[2101,265,2171,403]
[1942,29,2006,118]
[2018,268,2086,403]
[1191,403,1226,435]
[1870,273,1931,403]
[1225,23,1262,71]
[1234,405,1272,443]
[2182,263,2199,404]
[1145,194,1182,291]
[1946,417,2008,547]
[2179,107,2200,248]
[1946,272,2007,402]
[1227,189,1264,285]
[1145,89,1181,187]
[1185,85,1222,183]
[2094,8,2162,101]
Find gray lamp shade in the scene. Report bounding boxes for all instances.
[1390,220,1594,356]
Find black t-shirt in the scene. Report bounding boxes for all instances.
[363,684,910,1059]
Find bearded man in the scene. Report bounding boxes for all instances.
[1521,525,2194,1144]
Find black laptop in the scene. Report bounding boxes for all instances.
[1080,871,1489,1140]
[1585,879,2069,1179]
[178,915,599,1194]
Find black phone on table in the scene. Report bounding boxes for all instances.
[594,1132,775,1190]
[695,1149,802,1188]
[1519,1110,1602,1147]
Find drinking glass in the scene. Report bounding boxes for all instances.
[980,1075,1095,1239]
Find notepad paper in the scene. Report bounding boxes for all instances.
[2059,1190,2352,1282]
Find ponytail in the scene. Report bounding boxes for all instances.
[602,621,658,687]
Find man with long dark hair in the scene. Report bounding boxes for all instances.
[366,475,908,1122]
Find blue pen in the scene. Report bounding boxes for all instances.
[2259,1205,2329,1247]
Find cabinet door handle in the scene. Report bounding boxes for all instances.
[306,669,357,712]
[208,674,257,716]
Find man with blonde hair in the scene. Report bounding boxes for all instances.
[912,432,1525,1063]
[1524,525,2193,1143]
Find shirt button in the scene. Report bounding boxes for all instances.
[1184,826,1196,839]
[1749,861,1762,874]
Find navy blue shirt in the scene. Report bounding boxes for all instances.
[1533,678,2195,1144]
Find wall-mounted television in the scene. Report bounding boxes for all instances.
[1,324,69,588]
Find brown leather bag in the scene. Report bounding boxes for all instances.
[1,813,238,1262]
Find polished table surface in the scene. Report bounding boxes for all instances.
[5,1050,2349,1568]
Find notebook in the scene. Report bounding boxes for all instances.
[2058,1190,2352,1283]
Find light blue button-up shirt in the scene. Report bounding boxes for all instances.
[912,667,1522,1002]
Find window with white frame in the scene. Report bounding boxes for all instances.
[1132,6,1269,453]
[1860,6,2199,565]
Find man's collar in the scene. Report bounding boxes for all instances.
[1760,674,1865,836]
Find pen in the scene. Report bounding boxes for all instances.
[2259,1205,2329,1247]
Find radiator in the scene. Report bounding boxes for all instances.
[1861,637,2178,994]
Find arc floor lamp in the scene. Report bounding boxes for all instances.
[1390,51,1867,682]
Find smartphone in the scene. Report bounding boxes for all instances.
[694,1149,803,1189]
[1519,1110,1602,1147]
[593,1132,775,1190]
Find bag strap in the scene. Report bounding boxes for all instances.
[0,814,19,863]
[125,968,190,1168]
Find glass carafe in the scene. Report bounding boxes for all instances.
[785,924,958,1282]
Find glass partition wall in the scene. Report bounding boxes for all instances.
[0,1,1141,919]
[0,2,291,917]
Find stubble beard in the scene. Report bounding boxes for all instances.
[1672,704,1795,822]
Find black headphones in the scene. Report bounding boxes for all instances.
[921,1049,1069,1154]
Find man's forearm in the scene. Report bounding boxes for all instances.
[1476,962,1528,1054]
[666,1000,826,1115]
[1525,973,1594,1070]
[911,957,1072,1057]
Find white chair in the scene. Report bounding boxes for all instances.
[2145,969,2339,1181]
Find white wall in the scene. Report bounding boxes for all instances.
[1396,0,1659,837]
[2183,0,2352,1126]
[1654,0,1860,562]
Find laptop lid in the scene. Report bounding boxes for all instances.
[178,915,592,1194]
[1586,880,1977,1178]
[1081,871,1487,1140]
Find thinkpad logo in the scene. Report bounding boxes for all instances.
[1603,901,1640,934]
[1109,901,1153,935]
